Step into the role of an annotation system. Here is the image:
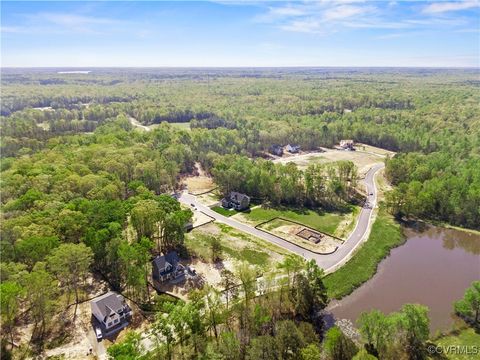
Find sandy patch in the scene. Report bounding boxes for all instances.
[182,163,216,195]
[191,210,215,228]
[273,148,384,177]
[184,176,215,194]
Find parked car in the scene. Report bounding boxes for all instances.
[95,327,102,341]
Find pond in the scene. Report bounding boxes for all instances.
[329,224,480,333]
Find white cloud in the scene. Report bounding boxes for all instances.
[423,1,479,14]
[323,5,371,21]
[254,1,478,36]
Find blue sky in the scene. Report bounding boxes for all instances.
[1,1,479,67]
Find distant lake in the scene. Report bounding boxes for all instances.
[329,224,480,333]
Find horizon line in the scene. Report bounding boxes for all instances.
[1,65,479,69]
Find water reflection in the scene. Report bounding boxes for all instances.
[442,228,480,255]
[329,225,480,333]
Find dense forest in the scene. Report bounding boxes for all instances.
[2,68,479,228]
[1,68,479,358]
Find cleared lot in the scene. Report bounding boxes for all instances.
[257,218,344,254]
[274,145,392,176]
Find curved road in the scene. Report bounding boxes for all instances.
[179,163,384,273]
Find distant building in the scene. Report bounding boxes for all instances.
[221,192,250,211]
[152,251,185,283]
[340,139,355,150]
[286,144,300,153]
[91,292,132,335]
[269,144,283,156]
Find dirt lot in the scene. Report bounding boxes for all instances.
[182,163,216,195]
[191,209,215,228]
[259,218,343,254]
[273,145,391,177]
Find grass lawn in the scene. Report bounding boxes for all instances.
[169,122,191,131]
[212,206,240,217]
[433,327,480,360]
[324,207,404,299]
[185,223,287,269]
[243,206,353,235]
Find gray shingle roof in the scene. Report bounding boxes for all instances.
[91,292,126,320]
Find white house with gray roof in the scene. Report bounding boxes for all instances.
[90,291,132,334]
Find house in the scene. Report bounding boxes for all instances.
[221,192,250,211]
[286,144,300,153]
[152,251,185,283]
[91,292,132,334]
[340,139,355,150]
[269,144,283,156]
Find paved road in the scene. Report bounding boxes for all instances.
[179,163,384,273]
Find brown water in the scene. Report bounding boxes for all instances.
[329,224,480,333]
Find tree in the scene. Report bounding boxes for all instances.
[305,260,328,312]
[107,331,144,360]
[47,243,93,320]
[395,304,430,360]
[56,208,87,243]
[218,331,242,360]
[275,320,305,360]
[235,261,257,305]
[118,238,154,302]
[352,348,378,360]
[324,326,358,360]
[15,236,59,270]
[301,344,322,360]
[220,269,238,309]
[205,286,224,340]
[357,310,392,358]
[0,281,23,345]
[454,281,480,325]
[21,265,57,340]
[292,260,328,321]
[130,199,160,240]
[152,310,175,360]
[246,335,279,360]
[210,236,223,263]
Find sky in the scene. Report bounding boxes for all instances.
[1,1,479,67]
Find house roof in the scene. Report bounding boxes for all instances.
[91,292,127,320]
[229,191,250,203]
[153,251,179,271]
[153,255,167,270]
[165,251,179,266]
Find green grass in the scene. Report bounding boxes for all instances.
[169,122,191,130]
[185,225,272,268]
[244,206,352,235]
[212,206,239,217]
[324,207,404,299]
[433,328,480,360]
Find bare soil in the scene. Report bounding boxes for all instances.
[259,219,343,254]
[273,146,391,177]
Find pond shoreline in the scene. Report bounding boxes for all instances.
[328,223,480,333]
